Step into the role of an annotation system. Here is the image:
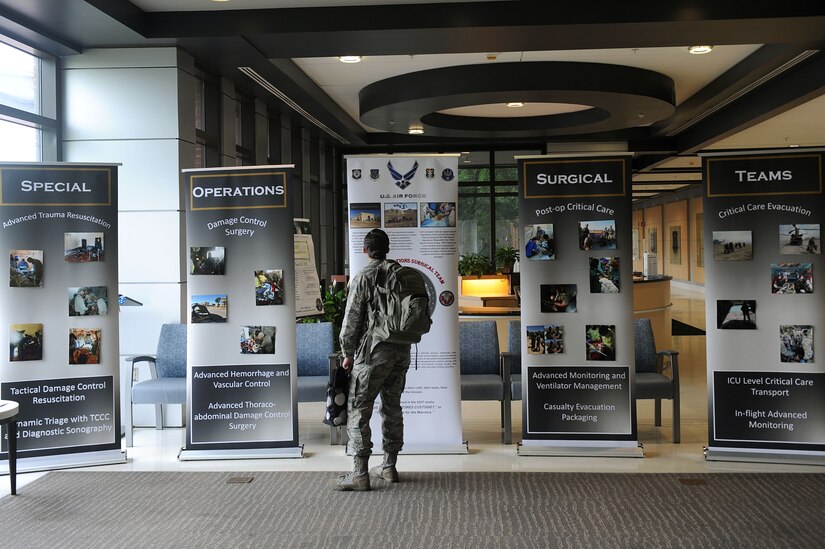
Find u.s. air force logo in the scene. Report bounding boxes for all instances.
[351,169,362,180]
[370,169,380,180]
[387,160,419,190]
[425,168,435,179]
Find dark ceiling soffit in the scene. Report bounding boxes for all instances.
[82,0,148,36]
[651,44,814,137]
[0,7,81,55]
[359,62,674,139]
[676,50,825,153]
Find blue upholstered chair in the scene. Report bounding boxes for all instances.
[296,322,342,444]
[126,323,187,447]
[634,318,681,443]
[507,320,522,401]
[459,320,511,444]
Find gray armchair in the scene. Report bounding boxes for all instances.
[125,323,187,447]
[507,320,522,401]
[634,318,680,443]
[296,321,342,444]
[459,320,511,444]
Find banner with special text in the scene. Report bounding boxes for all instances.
[517,154,639,456]
[345,155,465,454]
[180,166,301,459]
[0,162,124,471]
[702,150,825,463]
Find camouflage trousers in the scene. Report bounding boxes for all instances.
[347,342,411,457]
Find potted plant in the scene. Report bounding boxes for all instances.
[494,246,519,274]
[458,253,493,278]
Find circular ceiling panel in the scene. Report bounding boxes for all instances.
[438,102,594,118]
[359,62,676,138]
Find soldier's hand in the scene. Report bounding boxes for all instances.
[342,357,354,371]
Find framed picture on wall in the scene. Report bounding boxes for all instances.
[670,226,682,265]
[649,228,657,254]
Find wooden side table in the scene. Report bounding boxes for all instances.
[0,401,19,495]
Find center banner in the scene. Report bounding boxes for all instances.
[517,154,640,456]
[345,154,465,454]
[180,166,301,459]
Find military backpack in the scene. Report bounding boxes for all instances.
[371,260,432,345]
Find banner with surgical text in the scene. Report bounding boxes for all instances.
[702,150,825,463]
[517,154,639,456]
[345,155,465,453]
[181,166,301,459]
[0,162,124,470]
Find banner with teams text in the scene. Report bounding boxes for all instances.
[0,162,125,472]
[345,154,465,454]
[180,166,301,459]
[701,150,825,464]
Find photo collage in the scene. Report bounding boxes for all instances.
[713,223,819,363]
[527,219,620,362]
[188,246,284,354]
[9,231,110,365]
[350,201,457,230]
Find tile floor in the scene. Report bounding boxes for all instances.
[4,282,822,498]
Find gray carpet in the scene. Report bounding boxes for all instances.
[1,471,824,548]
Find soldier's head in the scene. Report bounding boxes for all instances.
[364,229,390,260]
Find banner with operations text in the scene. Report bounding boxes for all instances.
[181,166,301,459]
[702,150,825,463]
[345,154,465,454]
[0,162,124,471]
[517,154,639,456]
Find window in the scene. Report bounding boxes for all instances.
[0,39,57,161]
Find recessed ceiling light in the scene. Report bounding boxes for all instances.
[338,56,363,63]
[688,45,713,55]
[789,144,800,148]
[506,102,524,108]
[408,125,424,135]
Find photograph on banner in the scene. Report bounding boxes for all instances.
[717,300,757,329]
[64,232,104,262]
[190,246,226,275]
[524,224,555,260]
[579,220,616,250]
[540,284,577,313]
[780,325,814,363]
[420,202,456,227]
[586,325,616,361]
[779,224,820,255]
[240,325,275,354]
[384,202,418,228]
[191,294,228,323]
[771,263,813,294]
[68,286,109,316]
[69,328,101,364]
[254,269,285,305]
[589,257,620,293]
[712,230,753,261]
[526,324,564,355]
[349,203,381,228]
[9,323,42,361]
[9,249,44,287]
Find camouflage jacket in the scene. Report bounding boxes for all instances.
[340,258,396,360]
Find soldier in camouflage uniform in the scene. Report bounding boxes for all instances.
[334,229,411,491]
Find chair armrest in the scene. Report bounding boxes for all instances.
[126,355,158,387]
[656,350,679,378]
[500,352,512,388]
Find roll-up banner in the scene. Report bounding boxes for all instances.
[293,218,324,318]
[345,155,466,454]
[0,162,125,472]
[516,154,641,457]
[701,150,825,464]
[180,166,302,460]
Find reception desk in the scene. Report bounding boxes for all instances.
[459,276,673,352]
[632,275,673,350]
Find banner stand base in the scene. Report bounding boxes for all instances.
[0,449,126,475]
[347,442,469,456]
[178,446,304,461]
[705,446,825,466]
[517,443,644,458]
